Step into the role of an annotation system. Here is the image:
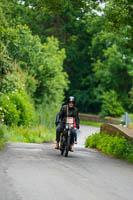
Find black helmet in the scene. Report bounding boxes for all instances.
[68,96,75,104]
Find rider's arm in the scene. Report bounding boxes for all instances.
[55,106,65,125]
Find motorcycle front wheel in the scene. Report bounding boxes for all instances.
[60,136,65,156]
[64,135,71,157]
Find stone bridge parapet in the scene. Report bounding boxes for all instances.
[79,113,121,125]
[100,123,133,141]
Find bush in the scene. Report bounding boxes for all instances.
[85,132,133,162]
[9,91,37,126]
[37,101,61,129]
[0,91,37,126]
[100,90,125,117]
[0,94,20,125]
[0,73,20,94]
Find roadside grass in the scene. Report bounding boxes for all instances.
[0,124,55,151]
[0,139,5,149]
[7,125,55,143]
[128,113,133,122]
[0,124,7,149]
[80,120,102,127]
[85,132,133,163]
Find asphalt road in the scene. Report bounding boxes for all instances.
[0,125,133,200]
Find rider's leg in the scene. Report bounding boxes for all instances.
[55,123,65,149]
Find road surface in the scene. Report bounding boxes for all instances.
[0,125,133,200]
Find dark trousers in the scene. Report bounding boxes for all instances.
[56,123,75,145]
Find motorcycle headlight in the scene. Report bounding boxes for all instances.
[70,124,73,128]
[66,125,69,129]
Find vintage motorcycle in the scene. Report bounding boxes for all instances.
[60,117,74,157]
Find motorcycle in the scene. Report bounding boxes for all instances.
[60,117,74,157]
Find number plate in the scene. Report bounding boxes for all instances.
[66,117,74,124]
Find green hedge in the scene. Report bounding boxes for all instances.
[85,132,133,163]
[0,91,36,126]
[9,91,36,126]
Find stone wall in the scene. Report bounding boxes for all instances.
[79,113,121,125]
[100,123,133,141]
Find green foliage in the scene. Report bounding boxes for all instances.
[85,133,101,148]
[0,0,99,113]
[0,71,21,94]
[3,24,68,105]
[92,29,133,110]
[100,90,125,117]
[1,0,133,116]
[0,123,7,149]
[0,44,13,76]
[1,0,133,150]
[9,91,36,126]
[0,91,36,126]
[85,132,133,162]
[7,125,55,143]
[25,73,38,97]
[103,0,133,34]
[34,36,68,104]
[0,2,69,147]
[0,94,20,126]
[80,120,102,127]
[0,123,6,140]
[128,87,133,112]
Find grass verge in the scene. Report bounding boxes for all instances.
[0,124,55,151]
[85,132,133,163]
[0,124,7,149]
[80,120,102,127]
[0,139,5,149]
[7,125,55,143]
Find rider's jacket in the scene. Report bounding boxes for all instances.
[56,105,80,129]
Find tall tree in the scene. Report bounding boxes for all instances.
[2,0,133,115]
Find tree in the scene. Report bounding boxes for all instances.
[0,3,68,126]
[100,90,125,117]
[1,0,133,116]
[4,25,68,105]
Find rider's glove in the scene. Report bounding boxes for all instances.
[77,125,79,129]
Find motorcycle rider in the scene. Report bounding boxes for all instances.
[55,96,80,151]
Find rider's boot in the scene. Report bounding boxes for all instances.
[55,142,59,149]
[69,144,73,152]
